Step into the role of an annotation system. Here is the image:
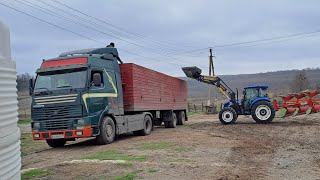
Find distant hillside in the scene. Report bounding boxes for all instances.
[180,68,320,98]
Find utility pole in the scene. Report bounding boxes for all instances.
[207,48,214,106]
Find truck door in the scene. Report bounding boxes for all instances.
[88,69,108,115]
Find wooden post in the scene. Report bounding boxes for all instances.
[187,102,190,112]
[202,102,204,112]
[194,104,197,112]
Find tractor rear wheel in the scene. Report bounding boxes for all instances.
[251,101,275,124]
[219,107,237,125]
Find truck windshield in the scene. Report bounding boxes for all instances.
[34,70,87,92]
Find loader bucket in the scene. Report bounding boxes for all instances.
[182,66,202,79]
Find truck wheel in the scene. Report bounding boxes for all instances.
[133,115,153,136]
[219,107,237,125]
[96,117,116,145]
[177,111,186,125]
[164,112,177,128]
[251,101,275,124]
[46,139,66,148]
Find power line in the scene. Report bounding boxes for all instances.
[32,0,187,55]
[0,2,196,69]
[212,30,320,49]
[28,0,181,57]
[50,0,198,49]
[12,0,201,67]
[24,0,204,66]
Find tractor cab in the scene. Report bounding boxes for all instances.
[243,85,269,109]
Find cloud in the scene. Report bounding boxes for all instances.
[0,0,319,76]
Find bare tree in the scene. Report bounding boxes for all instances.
[291,70,310,93]
[16,73,34,93]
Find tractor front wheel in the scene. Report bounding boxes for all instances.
[251,101,275,124]
[219,107,238,125]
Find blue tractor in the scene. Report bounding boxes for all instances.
[182,67,275,124]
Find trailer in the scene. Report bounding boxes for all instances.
[29,45,188,147]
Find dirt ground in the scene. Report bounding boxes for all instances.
[20,113,320,180]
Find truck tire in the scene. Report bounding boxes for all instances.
[219,107,237,125]
[133,115,153,136]
[164,112,177,128]
[177,111,186,125]
[46,139,66,148]
[96,117,116,145]
[251,101,275,124]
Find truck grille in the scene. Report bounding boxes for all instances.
[32,105,83,120]
[40,119,74,130]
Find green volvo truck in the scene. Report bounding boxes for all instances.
[29,46,188,147]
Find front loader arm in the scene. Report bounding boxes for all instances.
[182,66,236,101]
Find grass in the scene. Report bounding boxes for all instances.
[82,149,148,161]
[20,133,34,158]
[113,172,138,180]
[187,111,204,116]
[147,168,158,173]
[139,142,173,150]
[20,133,33,148]
[21,152,28,157]
[22,169,49,179]
[18,118,31,125]
[116,162,133,167]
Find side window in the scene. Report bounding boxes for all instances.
[90,70,104,88]
[104,70,117,94]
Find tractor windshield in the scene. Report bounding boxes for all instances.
[34,69,87,92]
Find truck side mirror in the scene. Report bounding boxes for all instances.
[92,73,102,87]
[29,78,34,95]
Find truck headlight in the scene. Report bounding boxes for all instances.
[33,122,40,129]
[76,119,85,125]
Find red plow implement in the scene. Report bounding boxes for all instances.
[273,90,320,118]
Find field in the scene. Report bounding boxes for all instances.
[20,113,320,180]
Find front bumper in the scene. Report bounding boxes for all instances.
[32,126,93,140]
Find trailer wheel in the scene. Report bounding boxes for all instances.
[46,139,66,148]
[96,117,116,145]
[219,107,237,125]
[251,101,275,124]
[177,111,186,125]
[164,112,177,128]
[133,115,153,136]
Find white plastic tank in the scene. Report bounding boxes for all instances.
[0,20,21,179]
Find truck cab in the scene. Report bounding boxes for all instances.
[30,47,187,147]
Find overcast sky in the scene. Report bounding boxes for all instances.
[0,0,320,76]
